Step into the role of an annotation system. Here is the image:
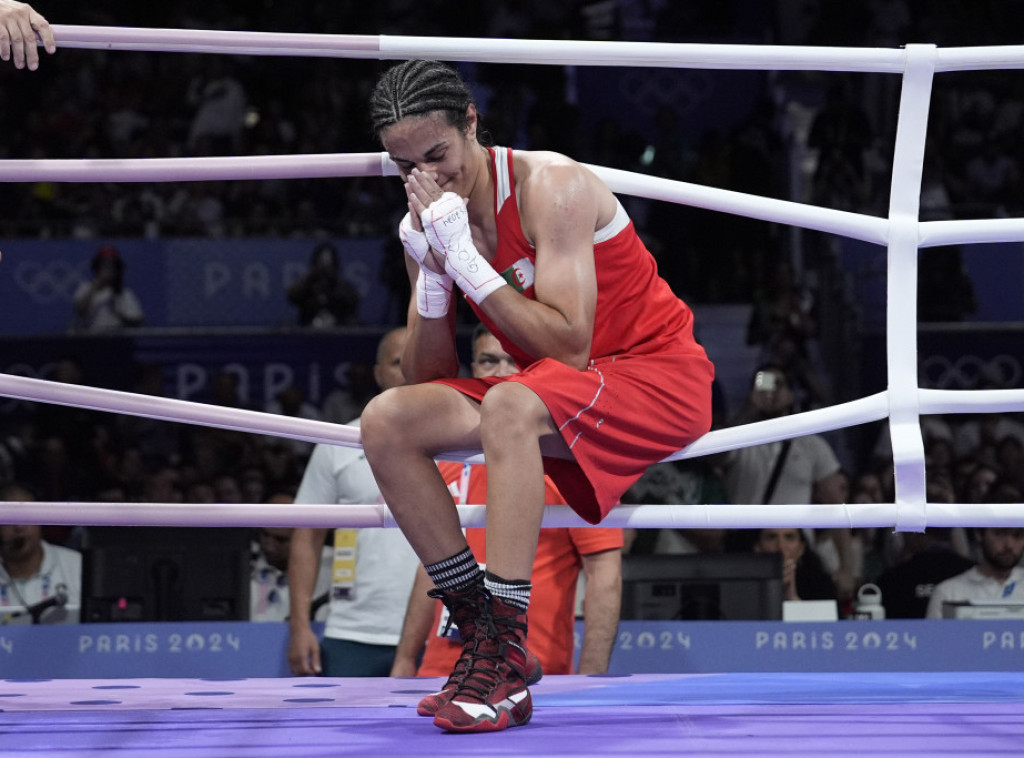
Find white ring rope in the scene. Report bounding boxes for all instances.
[1,30,1023,530]
[38,25,1024,73]
[0,153,399,183]
[1,500,1023,530]
[49,25,910,71]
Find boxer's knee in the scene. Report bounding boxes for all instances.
[479,382,552,445]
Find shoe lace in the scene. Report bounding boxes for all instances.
[451,611,528,703]
[428,587,489,689]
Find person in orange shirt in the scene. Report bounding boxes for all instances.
[390,325,623,700]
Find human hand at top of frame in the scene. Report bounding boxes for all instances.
[0,1,56,71]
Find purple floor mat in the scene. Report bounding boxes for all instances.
[1,673,1022,757]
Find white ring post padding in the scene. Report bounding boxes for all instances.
[886,44,936,532]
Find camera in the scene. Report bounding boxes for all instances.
[754,371,778,393]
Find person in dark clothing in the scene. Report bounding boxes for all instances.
[753,527,837,601]
[287,242,361,327]
[875,529,976,618]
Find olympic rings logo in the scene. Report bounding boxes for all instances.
[619,69,713,115]
[920,354,1022,390]
[13,261,87,304]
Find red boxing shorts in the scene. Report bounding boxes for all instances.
[435,349,713,524]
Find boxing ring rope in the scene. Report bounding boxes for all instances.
[2,28,1024,531]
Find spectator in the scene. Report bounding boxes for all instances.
[745,259,829,408]
[213,473,242,504]
[874,526,975,618]
[260,439,302,496]
[752,527,837,603]
[995,436,1024,492]
[71,245,144,333]
[621,459,727,556]
[962,462,1000,505]
[807,80,874,212]
[321,361,378,425]
[186,57,247,155]
[250,492,332,623]
[287,327,419,677]
[287,241,361,328]
[720,365,857,601]
[926,527,1024,618]
[0,482,81,623]
[964,139,1020,217]
[114,364,181,465]
[142,464,183,504]
[250,527,293,622]
[265,385,321,459]
[953,411,1024,466]
[184,478,216,504]
[239,466,268,505]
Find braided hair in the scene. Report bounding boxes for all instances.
[369,60,475,140]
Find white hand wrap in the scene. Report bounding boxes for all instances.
[400,212,452,319]
[422,192,507,305]
[416,267,453,319]
[399,212,431,268]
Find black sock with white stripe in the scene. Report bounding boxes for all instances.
[484,570,532,611]
[424,547,482,593]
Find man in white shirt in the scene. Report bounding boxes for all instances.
[927,527,1024,618]
[721,366,856,599]
[0,483,81,623]
[286,327,419,676]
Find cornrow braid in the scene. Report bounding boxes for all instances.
[369,60,475,139]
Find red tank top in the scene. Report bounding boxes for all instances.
[471,146,700,367]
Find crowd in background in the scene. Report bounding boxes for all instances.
[3,0,1024,624]
[1,1,1022,304]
